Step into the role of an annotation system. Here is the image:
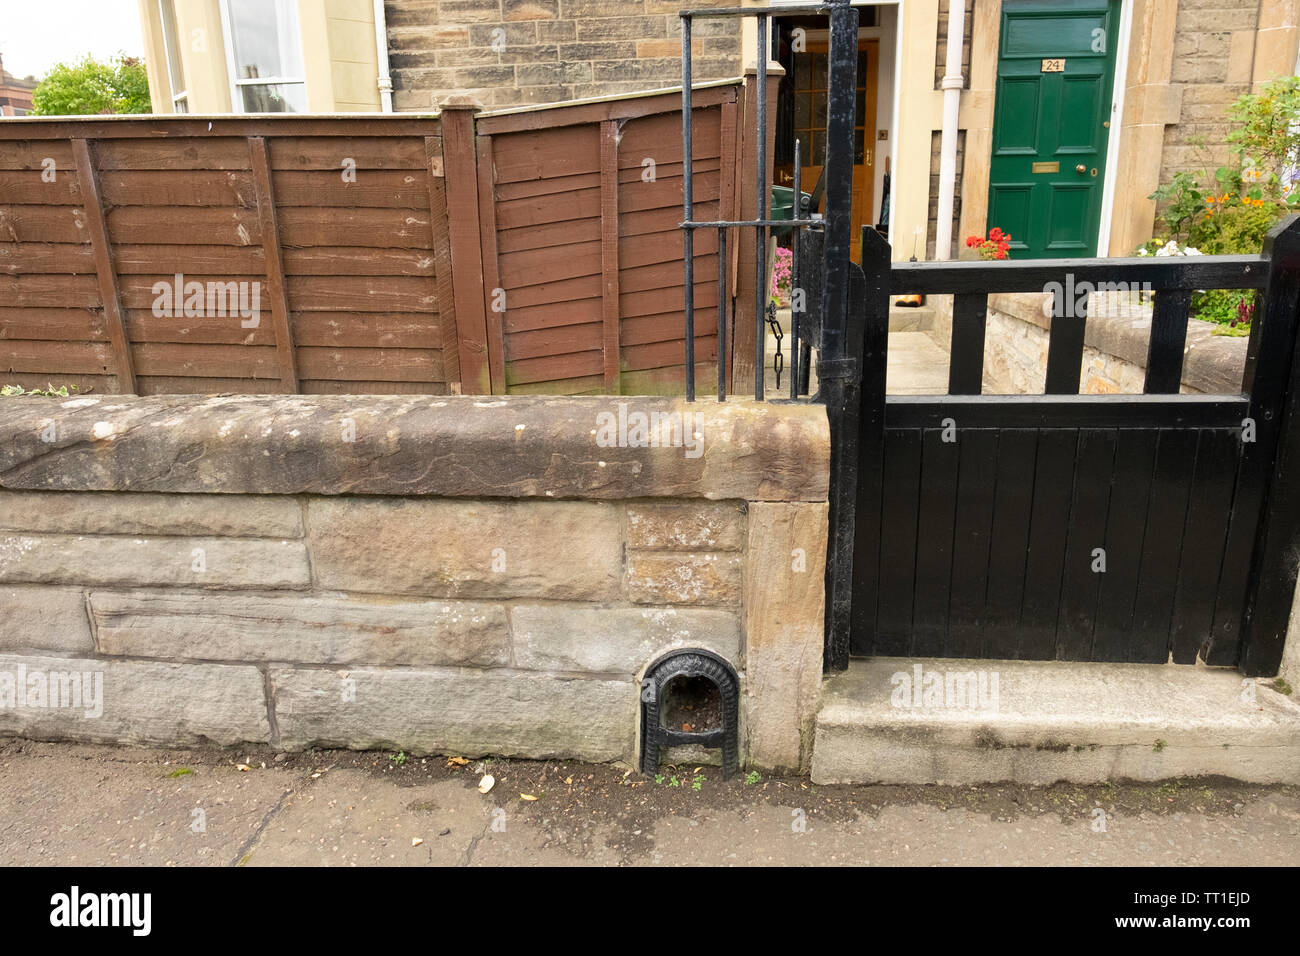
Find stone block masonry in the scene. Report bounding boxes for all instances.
[386,0,744,110]
[0,394,829,771]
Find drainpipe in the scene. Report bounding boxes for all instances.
[374,0,393,112]
[934,0,966,260]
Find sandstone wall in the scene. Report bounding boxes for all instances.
[927,291,1249,396]
[0,395,829,771]
[385,0,744,110]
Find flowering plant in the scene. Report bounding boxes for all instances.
[965,228,1012,260]
[1136,239,1204,257]
[770,245,793,305]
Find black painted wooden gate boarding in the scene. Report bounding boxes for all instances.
[674,2,1300,679]
[842,219,1300,677]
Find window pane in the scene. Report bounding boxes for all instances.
[228,0,303,81]
[159,0,186,94]
[794,92,809,129]
[854,129,865,164]
[858,49,869,80]
[173,96,189,114]
[855,87,865,122]
[812,91,827,129]
[240,82,307,113]
[811,53,827,89]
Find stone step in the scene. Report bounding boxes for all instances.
[811,657,1300,785]
[764,304,940,338]
[889,304,937,332]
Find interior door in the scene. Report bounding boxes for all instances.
[987,0,1119,258]
[783,39,877,262]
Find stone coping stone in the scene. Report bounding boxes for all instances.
[987,291,1247,395]
[0,395,829,502]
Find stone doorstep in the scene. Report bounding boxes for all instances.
[811,658,1300,786]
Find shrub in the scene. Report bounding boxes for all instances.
[1149,77,1299,254]
[31,55,151,116]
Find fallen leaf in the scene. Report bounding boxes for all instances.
[236,764,251,772]
[446,756,469,766]
[682,723,693,732]
[564,776,572,785]
[411,838,423,847]
[478,774,495,794]
[520,793,538,801]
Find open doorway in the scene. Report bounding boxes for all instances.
[772,6,895,262]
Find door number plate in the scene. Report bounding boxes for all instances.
[1041,58,1066,72]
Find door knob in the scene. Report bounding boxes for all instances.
[1075,164,1086,173]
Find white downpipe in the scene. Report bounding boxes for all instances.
[374,0,393,112]
[934,0,965,260]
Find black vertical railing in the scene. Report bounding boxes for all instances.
[678,2,851,403]
[680,1,863,672]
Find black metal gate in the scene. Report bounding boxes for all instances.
[845,220,1300,676]
[677,1,1300,678]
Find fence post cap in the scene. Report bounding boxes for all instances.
[437,95,483,111]
[742,58,787,78]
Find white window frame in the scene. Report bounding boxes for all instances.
[217,0,308,114]
[157,0,189,112]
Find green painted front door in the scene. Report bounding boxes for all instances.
[987,0,1120,258]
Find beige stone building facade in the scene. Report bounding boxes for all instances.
[385,0,744,110]
[137,0,384,114]
[137,0,1299,259]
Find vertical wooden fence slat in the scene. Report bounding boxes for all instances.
[474,133,507,395]
[1144,289,1191,393]
[599,120,621,393]
[247,136,300,393]
[947,292,987,394]
[438,100,492,395]
[425,134,462,390]
[71,138,136,394]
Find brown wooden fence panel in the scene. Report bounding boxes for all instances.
[0,82,747,396]
[0,138,117,395]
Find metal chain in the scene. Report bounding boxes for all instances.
[766,299,784,390]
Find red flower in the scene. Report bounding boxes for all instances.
[989,227,1005,241]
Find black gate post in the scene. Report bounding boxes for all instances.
[1239,215,1300,676]
[818,0,861,671]
[838,227,891,669]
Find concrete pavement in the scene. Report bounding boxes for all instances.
[2,739,1296,866]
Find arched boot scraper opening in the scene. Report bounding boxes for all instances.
[639,649,739,779]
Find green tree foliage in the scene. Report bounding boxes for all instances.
[31,55,151,116]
